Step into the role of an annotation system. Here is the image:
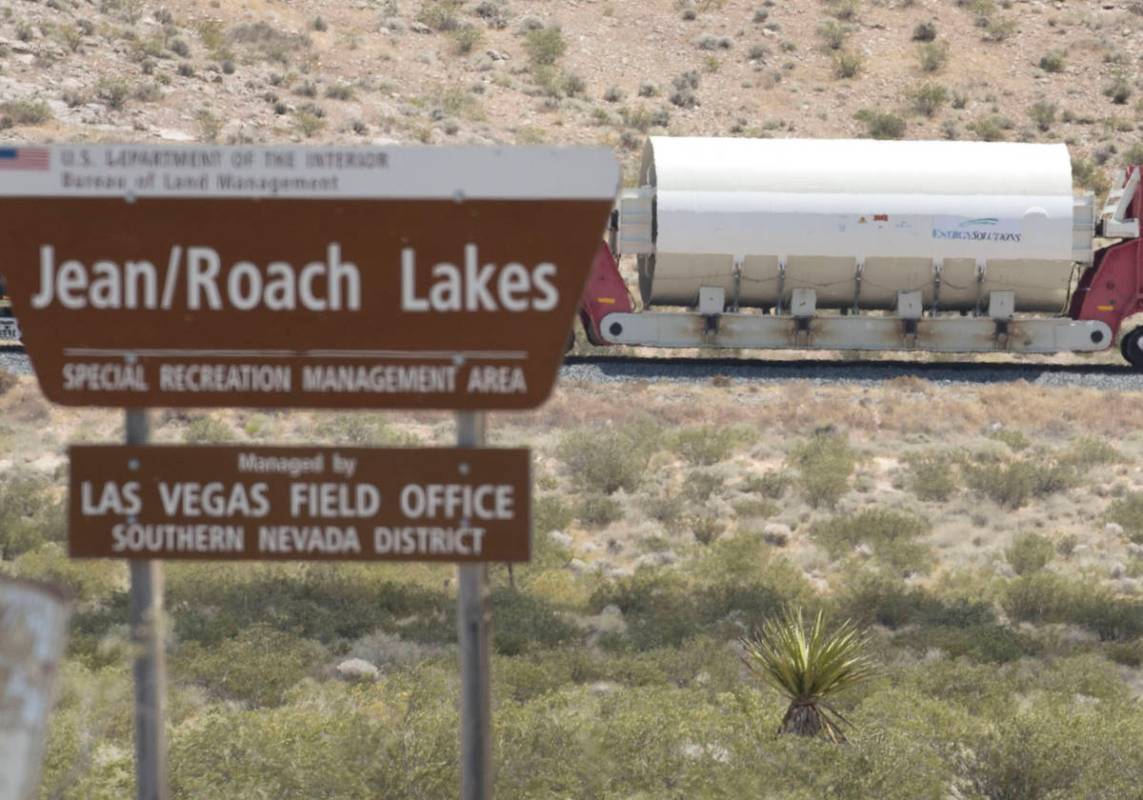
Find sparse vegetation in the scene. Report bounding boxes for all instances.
[1005,532,1055,575]
[832,50,862,79]
[855,108,906,140]
[1039,50,1065,73]
[912,21,937,42]
[1028,100,1057,132]
[910,83,948,117]
[0,99,53,126]
[417,0,464,31]
[525,27,567,66]
[917,41,949,73]
[788,429,856,508]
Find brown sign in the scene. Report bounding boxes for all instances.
[0,145,618,409]
[69,445,531,562]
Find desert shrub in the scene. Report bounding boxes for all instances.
[832,50,862,78]
[450,24,483,54]
[313,413,418,446]
[491,587,577,655]
[558,417,659,494]
[96,78,130,110]
[732,497,778,518]
[670,424,754,465]
[576,494,624,528]
[812,508,930,574]
[912,21,937,41]
[910,82,948,117]
[0,99,52,126]
[826,0,860,21]
[0,471,66,558]
[6,544,121,602]
[1004,532,1055,575]
[1060,436,1121,467]
[1039,49,1065,73]
[175,625,326,707]
[1002,572,1072,623]
[417,0,463,31]
[689,515,725,545]
[534,494,573,536]
[683,469,724,503]
[1027,99,1056,132]
[1072,156,1111,196]
[896,624,1039,663]
[836,569,929,629]
[591,569,702,649]
[789,429,856,508]
[1074,594,1143,642]
[818,20,849,50]
[906,451,957,501]
[525,27,566,66]
[980,16,1015,42]
[1104,75,1132,105]
[988,428,1029,451]
[964,459,1076,509]
[970,702,1143,800]
[645,490,686,530]
[183,415,235,443]
[856,109,906,140]
[741,470,793,499]
[917,41,949,72]
[1106,492,1143,542]
[969,115,1009,141]
[1056,533,1078,558]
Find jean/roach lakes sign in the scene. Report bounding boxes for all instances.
[69,445,531,562]
[0,145,618,409]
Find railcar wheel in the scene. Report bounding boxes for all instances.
[1120,328,1143,369]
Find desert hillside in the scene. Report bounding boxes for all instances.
[2,0,1142,191]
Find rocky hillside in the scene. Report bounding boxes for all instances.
[1,0,1141,190]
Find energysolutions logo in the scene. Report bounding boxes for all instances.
[932,216,1022,243]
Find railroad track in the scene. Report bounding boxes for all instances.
[561,353,1143,389]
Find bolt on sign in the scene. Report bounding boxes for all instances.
[0,579,71,800]
[0,145,619,410]
[69,446,531,562]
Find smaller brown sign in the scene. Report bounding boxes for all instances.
[69,446,530,562]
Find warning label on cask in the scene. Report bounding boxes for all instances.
[68,445,531,562]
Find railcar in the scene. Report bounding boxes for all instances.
[577,137,1143,367]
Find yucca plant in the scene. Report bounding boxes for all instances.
[740,606,874,742]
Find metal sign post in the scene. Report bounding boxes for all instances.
[456,412,492,800]
[125,410,167,800]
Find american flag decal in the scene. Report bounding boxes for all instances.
[0,147,50,170]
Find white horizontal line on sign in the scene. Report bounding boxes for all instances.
[0,145,620,200]
[62,348,529,360]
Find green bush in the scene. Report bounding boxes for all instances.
[812,508,927,558]
[175,625,326,707]
[895,623,1039,663]
[670,424,754,465]
[6,544,121,603]
[492,587,577,655]
[575,494,624,527]
[917,41,949,72]
[1027,99,1057,132]
[525,27,567,66]
[837,569,928,629]
[818,20,849,50]
[906,451,957,501]
[964,459,1077,509]
[1039,49,1065,73]
[832,49,862,78]
[558,417,659,494]
[910,83,948,117]
[683,469,724,503]
[314,413,419,446]
[416,0,463,31]
[1004,532,1055,575]
[0,99,53,125]
[184,415,235,443]
[1062,436,1121,467]
[741,470,793,499]
[856,109,906,140]
[1002,572,1071,623]
[0,471,66,559]
[788,429,856,508]
[689,514,726,545]
[1106,492,1143,542]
